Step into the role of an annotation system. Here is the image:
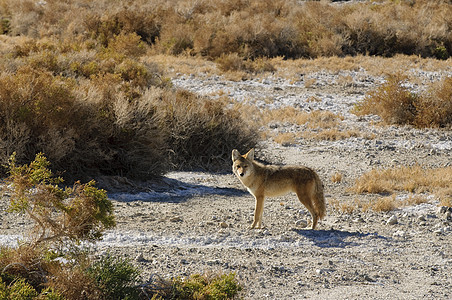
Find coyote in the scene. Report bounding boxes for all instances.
[232,149,325,229]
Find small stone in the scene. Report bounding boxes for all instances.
[387,215,398,225]
[393,230,406,238]
[220,222,229,228]
[433,228,443,234]
[418,215,426,222]
[353,217,365,223]
[170,216,182,222]
[296,219,308,228]
[135,253,146,262]
[438,206,448,214]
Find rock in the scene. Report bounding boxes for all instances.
[418,215,426,222]
[433,228,443,235]
[170,216,182,222]
[393,230,406,238]
[220,222,229,228]
[387,215,398,225]
[438,206,448,215]
[295,219,308,228]
[135,253,146,262]
[353,217,365,223]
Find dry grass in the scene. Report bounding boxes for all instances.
[330,194,431,214]
[252,106,369,144]
[331,165,452,214]
[351,165,452,205]
[331,172,343,183]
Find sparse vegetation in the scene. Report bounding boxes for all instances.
[147,272,242,300]
[1,155,242,299]
[345,165,452,211]
[351,165,451,196]
[331,172,343,184]
[0,28,257,181]
[6,153,115,245]
[354,74,452,128]
[1,0,451,60]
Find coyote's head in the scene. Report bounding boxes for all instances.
[232,149,254,178]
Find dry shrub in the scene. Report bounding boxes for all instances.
[155,90,258,171]
[256,107,365,143]
[306,111,343,129]
[0,52,257,180]
[371,195,397,212]
[414,77,452,128]
[0,245,52,292]
[46,264,101,300]
[83,8,161,47]
[261,106,310,125]
[273,132,296,145]
[329,198,368,214]
[356,74,452,128]
[354,74,418,125]
[107,32,148,57]
[216,53,276,74]
[216,53,245,73]
[331,172,343,183]
[351,165,452,201]
[308,128,360,141]
[0,66,169,181]
[2,0,452,59]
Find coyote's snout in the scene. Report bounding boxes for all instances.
[232,149,326,229]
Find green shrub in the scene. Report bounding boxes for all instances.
[3,278,38,300]
[86,254,140,300]
[148,272,242,300]
[0,18,10,34]
[6,153,115,244]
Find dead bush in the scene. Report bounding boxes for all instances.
[0,67,169,181]
[155,90,258,171]
[354,74,418,125]
[355,74,452,128]
[414,77,452,128]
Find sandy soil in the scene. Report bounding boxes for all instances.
[1,65,451,299]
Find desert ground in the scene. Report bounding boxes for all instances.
[1,60,451,299]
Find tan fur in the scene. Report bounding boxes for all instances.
[232,149,326,229]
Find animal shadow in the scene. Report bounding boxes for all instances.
[292,228,390,248]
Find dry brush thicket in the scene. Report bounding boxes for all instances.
[0,0,451,178]
[354,74,452,128]
[1,0,452,59]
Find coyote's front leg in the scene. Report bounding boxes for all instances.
[251,195,265,229]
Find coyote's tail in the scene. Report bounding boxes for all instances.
[314,173,326,220]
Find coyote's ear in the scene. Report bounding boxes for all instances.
[245,148,254,161]
[232,149,241,161]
